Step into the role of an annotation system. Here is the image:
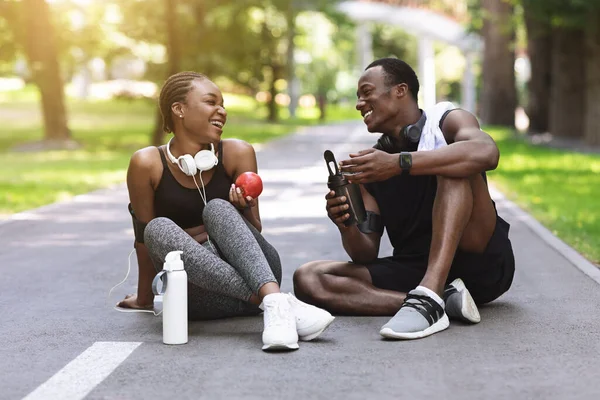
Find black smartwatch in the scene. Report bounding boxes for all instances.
[399,152,412,175]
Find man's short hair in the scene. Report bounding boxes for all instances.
[366,58,420,101]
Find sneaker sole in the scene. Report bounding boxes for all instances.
[262,342,299,351]
[298,316,336,341]
[379,314,450,340]
[451,278,481,324]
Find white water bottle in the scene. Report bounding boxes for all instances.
[153,250,188,345]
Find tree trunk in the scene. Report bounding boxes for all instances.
[584,12,600,146]
[152,0,181,147]
[267,65,279,123]
[549,27,585,138]
[286,3,298,118]
[524,5,552,134]
[23,0,71,144]
[480,0,517,126]
[318,93,326,121]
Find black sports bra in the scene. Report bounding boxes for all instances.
[153,141,233,229]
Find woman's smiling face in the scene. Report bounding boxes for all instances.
[178,79,228,142]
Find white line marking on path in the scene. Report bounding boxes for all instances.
[22,341,142,400]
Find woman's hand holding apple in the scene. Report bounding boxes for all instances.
[230,172,263,210]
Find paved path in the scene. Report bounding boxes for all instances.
[2,122,600,400]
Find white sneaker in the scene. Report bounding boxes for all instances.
[286,293,335,341]
[260,293,299,351]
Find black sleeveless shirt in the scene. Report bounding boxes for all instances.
[154,141,233,229]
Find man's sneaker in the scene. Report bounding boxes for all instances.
[286,293,335,341]
[380,288,449,340]
[444,278,481,324]
[260,293,299,351]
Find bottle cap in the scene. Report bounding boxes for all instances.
[164,250,184,272]
[324,150,348,188]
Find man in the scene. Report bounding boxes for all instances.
[293,58,515,340]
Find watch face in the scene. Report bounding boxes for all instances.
[400,153,412,168]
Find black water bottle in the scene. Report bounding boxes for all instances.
[324,150,367,227]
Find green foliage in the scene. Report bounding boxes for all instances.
[294,11,354,101]
[488,127,600,264]
[468,0,522,38]
[0,2,18,72]
[465,0,483,33]
[371,24,417,67]
[520,0,600,28]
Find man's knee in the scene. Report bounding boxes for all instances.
[293,261,328,303]
[436,175,472,195]
[293,261,323,291]
[438,175,496,253]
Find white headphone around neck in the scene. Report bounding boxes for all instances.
[166,138,218,176]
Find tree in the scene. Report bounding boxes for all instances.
[151,0,182,146]
[116,0,284,126]
[522,0,551,133]
[117,0,200,145]
[22,0,72,148]
[548,25,585,139]
[299,0,352,118]
[521,0,590,139]
[480,0,517,126]
[371,24,417,66]
[286,0,298,117]
[294,9,356,121]
[585,10,600,145]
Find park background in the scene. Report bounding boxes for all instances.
[0,0,599,265]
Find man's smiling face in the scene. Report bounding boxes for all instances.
[356,66,403,134]
[356,65,410,136]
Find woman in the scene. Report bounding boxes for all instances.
[118,71,334,351]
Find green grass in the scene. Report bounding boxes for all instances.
[487,127,600,264]
[0,87,358,216]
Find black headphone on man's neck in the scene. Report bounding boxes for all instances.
[374,110,427,154]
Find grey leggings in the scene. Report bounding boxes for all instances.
[144,198,282,320]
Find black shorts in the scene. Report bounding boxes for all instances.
[365,216,515,305]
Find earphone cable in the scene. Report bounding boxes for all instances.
[108,248,162,316]
[192,173,218,254]
[193,174,208,205]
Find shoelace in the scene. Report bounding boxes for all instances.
[264,301,293,329]
[401,293,443,324]
[287,294,306,310]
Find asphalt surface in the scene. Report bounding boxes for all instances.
[2,121,600,400]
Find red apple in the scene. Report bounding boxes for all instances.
[235,172,263,198]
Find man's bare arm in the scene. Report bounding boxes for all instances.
[409,109,499,178]
[340,109,499,182]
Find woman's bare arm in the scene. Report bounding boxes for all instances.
[224,139,263,232]
[118,147,162,309]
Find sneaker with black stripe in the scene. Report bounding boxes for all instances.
[379,288,449,340]
[444,278,481,324]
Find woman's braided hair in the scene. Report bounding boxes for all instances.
[158,71,207,133]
